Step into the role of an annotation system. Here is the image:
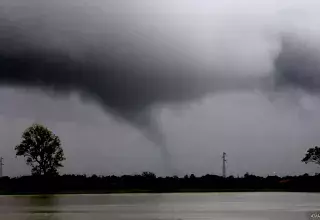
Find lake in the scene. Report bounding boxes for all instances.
[0,192,319,220]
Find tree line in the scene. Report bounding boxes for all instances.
[0,172,320,194]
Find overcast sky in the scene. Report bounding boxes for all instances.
[1,0,320,177]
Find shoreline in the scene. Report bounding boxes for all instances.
[0,189,319,196]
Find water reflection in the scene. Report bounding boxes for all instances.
[0,193,318,220]
[26,196,59,220]
[27,195,57,207]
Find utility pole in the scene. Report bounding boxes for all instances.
[222,152,227,178]
[0,157,3,178]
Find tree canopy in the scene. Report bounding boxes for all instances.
[15,124,65,176]
[302,146,320,166]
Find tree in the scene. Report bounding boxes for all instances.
[15,124,65,176]
[302,146,320,165]
[142,172,156,179]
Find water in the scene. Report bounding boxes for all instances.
[0,192,319,220]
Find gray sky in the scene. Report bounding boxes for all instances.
[0,0,320,177]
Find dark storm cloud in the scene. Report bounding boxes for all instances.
[0,0,269,133]
[0,43,202,121]
[0,31,267,123]
[274,35,320,92]
[2,0,316,142]
[0,2,202,128]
